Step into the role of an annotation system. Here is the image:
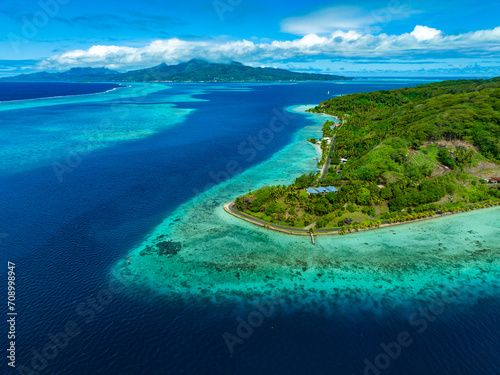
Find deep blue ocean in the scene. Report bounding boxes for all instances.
[1,80,499,375]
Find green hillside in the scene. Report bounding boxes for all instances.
[233,77,500,233]
[0,59,351,82]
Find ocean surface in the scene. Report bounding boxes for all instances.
[1,80,499,375]
[0,82,122,102]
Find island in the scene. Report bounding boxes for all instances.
[0,59,352,83]
[226,77,500,235]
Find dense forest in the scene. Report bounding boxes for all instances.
[312,77,500,165]
[234,78,500,232]
[1,59,351,83]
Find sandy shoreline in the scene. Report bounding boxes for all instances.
[224,201,500,237]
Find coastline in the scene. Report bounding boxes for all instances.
[224,104,500,238]
[110,88,500,311]
[224,200,500,237]
[292,104,336,175]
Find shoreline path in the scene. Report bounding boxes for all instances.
[223,201,498,237]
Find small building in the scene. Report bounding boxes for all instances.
[306,187,319,195]
[326,186,338,193]
[489,177,500,183]
[316,187,328,193]
[340,158,348,163]
[377,185,386,189]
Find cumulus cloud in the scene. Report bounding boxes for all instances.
[411,25,442,41]
[281,5,420,35]
[37,26,500,71]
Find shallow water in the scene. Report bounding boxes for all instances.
[115,106,500,316]
[3,80,499,374]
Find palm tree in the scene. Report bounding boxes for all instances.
[270,186,278,201]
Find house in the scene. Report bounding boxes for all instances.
[340,158,348,163]
[377,185,386,189]
[306,187,319,194]
[489,177,500,183]
[316,187,328,193]
[326,186,338,193]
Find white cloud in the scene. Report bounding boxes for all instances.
[411,25,442,41]
[36,26,500,71]
[281,6,374,35]
[281,5,421,35]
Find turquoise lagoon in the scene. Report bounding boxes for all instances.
[3,80,499,374]
[114,106,500,315]
[0,83,206,174]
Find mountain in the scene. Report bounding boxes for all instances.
[108,59,351,82]
[1,60,352,82]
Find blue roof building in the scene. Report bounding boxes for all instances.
[326,186,338,193]
[316,186,328,193]
[306,187,319,194]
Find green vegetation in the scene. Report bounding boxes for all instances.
[1,59,352,83]
[233,77,500,233]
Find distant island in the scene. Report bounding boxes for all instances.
[0,59,352,83]
[226,77,500,235]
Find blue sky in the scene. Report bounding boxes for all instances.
[1,0,499,77]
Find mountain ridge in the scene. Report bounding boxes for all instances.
[1,59,352,82]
